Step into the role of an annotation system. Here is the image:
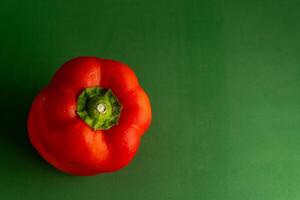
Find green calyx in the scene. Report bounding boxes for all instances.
[77,87,122,130]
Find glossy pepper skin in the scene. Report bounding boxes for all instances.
[27,57,152,176]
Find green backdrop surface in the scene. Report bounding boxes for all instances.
[1,0,300,199]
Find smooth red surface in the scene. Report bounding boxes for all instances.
[27,57,152,176]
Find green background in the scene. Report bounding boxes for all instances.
[1,0,300,199]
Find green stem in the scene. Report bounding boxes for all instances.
[77,87,122,130]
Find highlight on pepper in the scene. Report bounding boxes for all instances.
[27,56,152,176]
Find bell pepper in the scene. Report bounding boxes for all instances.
[27,57,152,176]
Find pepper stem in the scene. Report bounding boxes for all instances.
[77,87,122,130]
[97,103,107,114]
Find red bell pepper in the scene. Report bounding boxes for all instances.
[27,57,152,176]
